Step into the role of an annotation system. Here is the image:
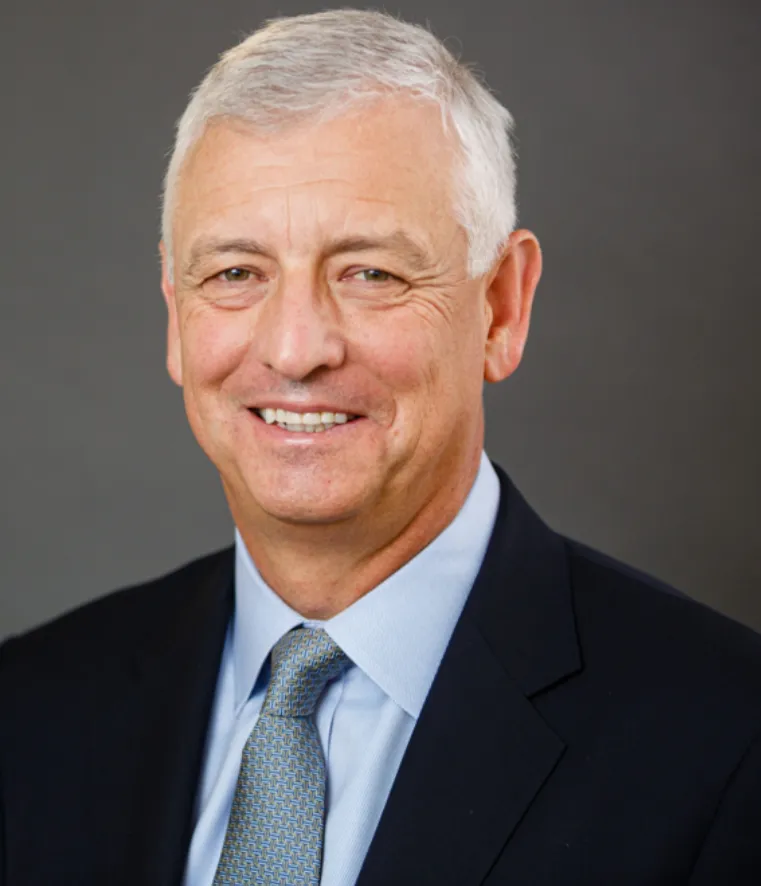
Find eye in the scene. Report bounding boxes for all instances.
[352,268,396,283]
[217,267,252,283]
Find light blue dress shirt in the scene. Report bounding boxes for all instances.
[183,451,501,886]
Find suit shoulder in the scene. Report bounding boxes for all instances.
[0,546,233,678]
[565,539,761,701]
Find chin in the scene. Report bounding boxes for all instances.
[256,495,362,525]
[245,476,369,525]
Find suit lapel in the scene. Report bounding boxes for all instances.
[121,548,234,886]
[356,464,582,886]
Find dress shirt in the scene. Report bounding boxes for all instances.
[183,451,501,886]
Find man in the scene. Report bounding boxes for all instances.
[1,8,760,885]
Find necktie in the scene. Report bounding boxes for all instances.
[213,627,350,886]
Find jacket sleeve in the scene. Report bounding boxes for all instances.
[0,760,5,886]
[689,731,761,884]
[0,635,18,886]
[0,638,10,886]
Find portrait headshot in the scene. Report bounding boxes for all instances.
[1,2,760,884]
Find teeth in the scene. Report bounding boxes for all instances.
[278,422,331,433]
[259,407,353,428]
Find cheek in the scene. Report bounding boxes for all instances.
[373,299,484,429]
[352,312,437,393]
[350,309,455,445]
[180,308,251,391]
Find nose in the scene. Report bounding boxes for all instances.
[251,272,346,381]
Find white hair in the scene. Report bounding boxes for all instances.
[161,8,517,278]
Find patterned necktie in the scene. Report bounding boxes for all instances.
[213,627,350,886]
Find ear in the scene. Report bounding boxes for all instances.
[160,241,183,387]
[483,229,542,383]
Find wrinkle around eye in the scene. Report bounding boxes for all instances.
[338,276,410,305]
[195,268,270,309]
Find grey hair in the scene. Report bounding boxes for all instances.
[161,8,517,279]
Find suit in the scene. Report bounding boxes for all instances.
[2,463,761,884]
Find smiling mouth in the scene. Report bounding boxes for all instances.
[251,407,361,433]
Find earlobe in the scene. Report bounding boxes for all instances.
[483,229,542,384]
[159,241,183,387]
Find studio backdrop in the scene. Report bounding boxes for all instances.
[2,0,760,639]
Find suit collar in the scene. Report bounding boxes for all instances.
[130,549,234,676]
[123,548,234,886]
[356,462,582,886]
[468,461,582,697]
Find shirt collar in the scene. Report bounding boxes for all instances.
[233,450,501,718]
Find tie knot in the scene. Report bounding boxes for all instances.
[263,627,350,717]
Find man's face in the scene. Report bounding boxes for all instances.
[162,97,517,531]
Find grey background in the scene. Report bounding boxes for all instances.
[2,0,759,640]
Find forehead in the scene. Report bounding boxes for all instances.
[171,96,461,255]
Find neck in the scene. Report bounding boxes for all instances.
[230,448,483,620]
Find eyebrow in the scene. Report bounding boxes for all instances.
[326,233,433,272]
[183,230,434,279]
